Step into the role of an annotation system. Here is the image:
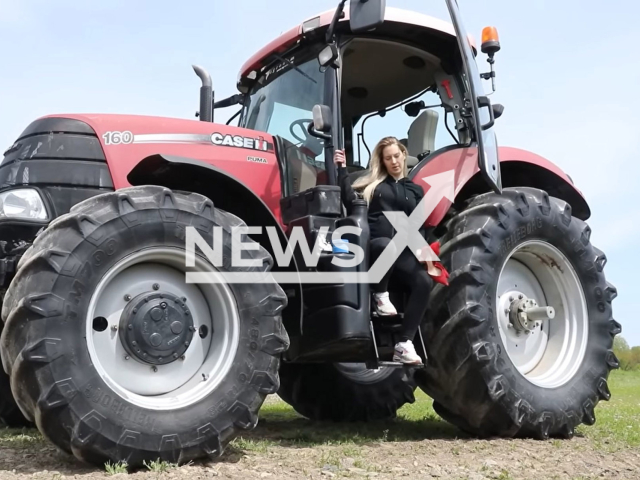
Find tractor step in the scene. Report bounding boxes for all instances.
[371,311,404,319]
[367,320,428,370]
[365,360,424,369]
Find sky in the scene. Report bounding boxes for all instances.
[1,1,639,345]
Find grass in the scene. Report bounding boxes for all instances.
[575,370,640,451]
[104,461,128,475]
[238,388,460,450]
[142,459,179,472]
[240,369,640,451]
[1,370,638,462]
[0,428,45,448]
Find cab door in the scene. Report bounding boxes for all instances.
[446,0,502,193]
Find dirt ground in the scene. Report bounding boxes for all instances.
[1,392,639,480]
[1,433,639,480]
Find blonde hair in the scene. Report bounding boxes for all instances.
[352,136,409,203]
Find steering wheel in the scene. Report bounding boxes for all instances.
[289,119,313,143]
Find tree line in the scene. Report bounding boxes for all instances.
[613,337,640,371]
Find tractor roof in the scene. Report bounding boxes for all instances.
[239,6,475,83]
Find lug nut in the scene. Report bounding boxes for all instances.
[182,297,187,302]
[173,353,178,359]
[508,323,513,329]
[509,296,514,302]
[181,355,185,361]
[111,325,118,331]
[519,294,523,299]
[128,324,133,330]
[124,355,130,360]
[504,309,509,314]
[124,294,131,301]
[161,302,167,309]
[152,366,158,372]
[132,341,137,346]
[153,283,160,290]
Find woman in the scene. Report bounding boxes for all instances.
[334,137,445,365]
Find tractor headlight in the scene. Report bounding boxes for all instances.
[0,188,48,221]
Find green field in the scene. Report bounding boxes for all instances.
[1,370,639,455]
[228,370,640,452]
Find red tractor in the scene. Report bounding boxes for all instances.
[0,0,619,468]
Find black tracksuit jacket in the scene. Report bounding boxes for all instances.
[337,166,429,240]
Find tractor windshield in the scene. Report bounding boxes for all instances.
[242,54,328,164]
[241,53,331,195]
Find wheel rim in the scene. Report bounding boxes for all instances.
[86,247,239,410]
[495,240,588,389]
[333,363,395,384]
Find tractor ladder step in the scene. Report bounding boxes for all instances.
[367,320,428,370]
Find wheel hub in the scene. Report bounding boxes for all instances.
[119,291,195,365]
[508,296,555,334]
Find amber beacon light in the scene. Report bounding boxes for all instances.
[481,26,501,56]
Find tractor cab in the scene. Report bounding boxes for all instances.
[234,0,503,198]
[226,0,505,364]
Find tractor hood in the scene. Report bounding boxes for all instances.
[35,113,283,215]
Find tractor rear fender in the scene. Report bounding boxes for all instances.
[127,153,303,332]
[409,146,590,228]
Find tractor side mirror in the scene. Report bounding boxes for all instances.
[308,105,333,142]
[312,105,332,133]
[492,103,504,120]
[318,44,339,68]
[349,0,386,33]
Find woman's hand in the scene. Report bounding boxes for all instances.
[334,149,346,167]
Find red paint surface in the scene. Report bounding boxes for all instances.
[45,114,284,224]
[411,146,585,227]
[238,7,471,82]
[41,114,582,234]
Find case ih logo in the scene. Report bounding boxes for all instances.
[185,171,456,284]
[210,133,270,151]
[102,131,273,152]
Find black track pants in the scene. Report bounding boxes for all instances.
[370,237,434,342]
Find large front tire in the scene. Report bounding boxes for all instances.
[0,186,289,466]
[416,187,619,439]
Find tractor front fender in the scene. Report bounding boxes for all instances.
[409,146,590,228]
[127,153,303,334]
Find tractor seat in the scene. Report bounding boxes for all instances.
[348,109,439,183]
[400,109,439,169]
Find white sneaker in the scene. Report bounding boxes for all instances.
[373,292,397,316]
[393,340,423,365]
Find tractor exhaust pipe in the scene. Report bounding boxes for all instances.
[192,65,214,123]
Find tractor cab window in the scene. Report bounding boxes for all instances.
[242,54,329,195]
[339,37,465,170]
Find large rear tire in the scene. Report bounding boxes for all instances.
[277,362,416,421]
[0,186,289,466]
[416,187,619,439]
